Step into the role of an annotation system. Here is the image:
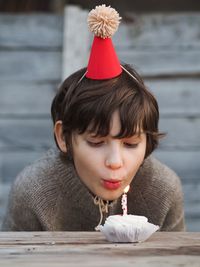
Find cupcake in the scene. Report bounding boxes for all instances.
[98,214,159,243]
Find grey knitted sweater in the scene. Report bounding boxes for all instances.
[2,148,185,231]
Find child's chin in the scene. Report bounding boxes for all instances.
[99,191,121,202]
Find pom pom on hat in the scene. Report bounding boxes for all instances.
[87,5,121,39]
[86,5,122,80]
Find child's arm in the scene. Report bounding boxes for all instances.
[160,179,186,231]
[1,179,43,231]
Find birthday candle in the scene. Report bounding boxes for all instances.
[121,185,130,216]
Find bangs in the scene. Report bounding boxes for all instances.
[72,86,156,139]
[83,101,143,139]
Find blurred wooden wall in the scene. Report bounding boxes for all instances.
[0,13,63,225]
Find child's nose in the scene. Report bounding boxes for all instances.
[105,149,123,169]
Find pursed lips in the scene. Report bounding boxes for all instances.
[101,178,123,190]
[102,173,127,182]
[103,178,122,182]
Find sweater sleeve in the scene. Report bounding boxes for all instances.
[160,176,186,231]
[133,156,186,231]
[1,179,43,231]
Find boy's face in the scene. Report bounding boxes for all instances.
[71,111,146,201]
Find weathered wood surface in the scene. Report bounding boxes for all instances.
[62,5,89,79]
[0,83,56,116]
[148,79,200,116]
[0,13,62,229]
[0,51,62,81]
[119,50,200,77]
[0,232,199,267]
[114,13,200,78]
[154,151,200,181]
[0,151,48,183]
[114,13,200,49]
[0,119,53,149]
[1,13,200,80]
[0,14,63,48]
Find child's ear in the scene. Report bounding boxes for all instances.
[54,121,67,153]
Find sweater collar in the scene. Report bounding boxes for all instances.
[53,149,120,226]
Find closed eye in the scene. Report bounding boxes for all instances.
[86,141,104,147]
[124,143,139,148]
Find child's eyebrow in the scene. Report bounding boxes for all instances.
[123,135,143,141]
[114,134,143,140]
[85,130,145,139]
[85,132,102,138]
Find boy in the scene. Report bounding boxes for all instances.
[2,5,185,231]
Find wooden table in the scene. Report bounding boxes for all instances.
[0,232,199,266]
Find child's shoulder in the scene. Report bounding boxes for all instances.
[16,147,62,177]
[135,155,182,196]
[12,148,70,197]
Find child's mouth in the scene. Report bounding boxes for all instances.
[102,179,121,190]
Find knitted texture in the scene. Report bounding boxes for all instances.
[2,148,185,231]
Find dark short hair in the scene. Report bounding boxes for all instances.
[51,64,164,158]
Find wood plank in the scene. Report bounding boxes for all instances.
[0,251,198,267]
[185,202,200,223]
[0,150,47,183]
[118,50,200,77]
[62,5,89,79]
[0,184,12,222]
[114,13,200,49]
[183,183,200,201]
[0,51,62,81]
[0,231,199,245]
[0,254,198,267]
[182,184,200,227]
[116,15,197,79]
[154,150,200,182]
[0,14,62,48]
[0,119,54,150]
[146,79,200,116]
[0,232,199,266]
[186,219,200,232]
[159,117,200,150]
[0,82,56,115]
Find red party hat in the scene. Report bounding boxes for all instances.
[86,5,122,80]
